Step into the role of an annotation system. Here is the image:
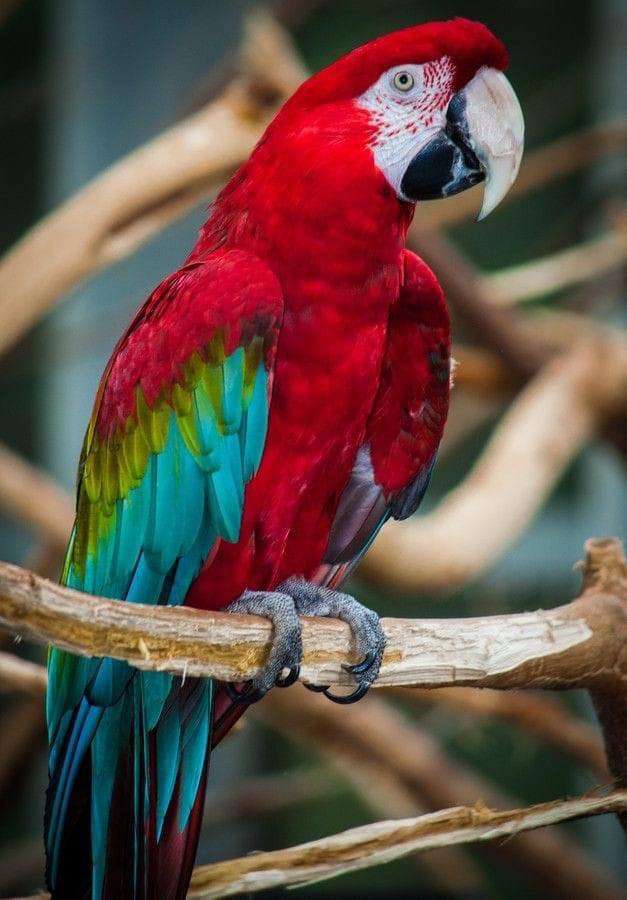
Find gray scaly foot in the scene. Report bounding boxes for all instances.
[224,580,385,705]
[223,589,302,703]
[278,578,386,704]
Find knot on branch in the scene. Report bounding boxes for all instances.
[579,538,626,595]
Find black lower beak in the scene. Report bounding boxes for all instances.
[400,94,485,202]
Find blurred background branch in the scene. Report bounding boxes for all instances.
[10,793,627,900]
[187,792,627,899]
[257,690,626,900]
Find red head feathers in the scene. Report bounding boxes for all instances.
[202,16,521,256]
[285,18,509,113]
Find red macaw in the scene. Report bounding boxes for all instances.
[45,17,523,899]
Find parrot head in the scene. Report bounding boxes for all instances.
[271,17,524,221]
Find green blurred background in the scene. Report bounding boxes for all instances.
[0,1,625,897]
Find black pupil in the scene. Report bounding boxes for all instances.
[398,74,409,85]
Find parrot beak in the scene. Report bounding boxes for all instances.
[400,67,524,220]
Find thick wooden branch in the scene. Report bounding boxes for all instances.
[0,540,624,694]
[2,542,624,893]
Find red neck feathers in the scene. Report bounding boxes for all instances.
[191,100,413,308]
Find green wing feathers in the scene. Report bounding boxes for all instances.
[45,253,282,899]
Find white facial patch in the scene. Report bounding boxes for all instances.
[356,56,455,198]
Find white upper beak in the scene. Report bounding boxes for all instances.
[462,67,525,220]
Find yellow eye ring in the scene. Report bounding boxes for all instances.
[393,71,414,92]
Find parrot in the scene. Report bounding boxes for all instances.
[44,17,524,900]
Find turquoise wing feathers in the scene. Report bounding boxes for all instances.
[45,250,283,898]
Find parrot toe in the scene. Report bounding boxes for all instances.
[224,589,303,703]
[224,581,385,704]
[277,578,386,704]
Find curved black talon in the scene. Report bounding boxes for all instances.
[275,665,300,688]
[224,680,247,702]
[224,681,252,703]
[304,683,329,693]
[342,651,376,677]
[225,681,264,705]
[323,682,371,705]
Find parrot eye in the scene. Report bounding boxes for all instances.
[392,71,415,92]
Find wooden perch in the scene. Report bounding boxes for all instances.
[187,793,627,899]
[0,540,624,695]
[361,347,626,592]
[2,538,622,808]
[1,541,624,894]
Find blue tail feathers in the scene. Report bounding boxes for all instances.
[45,674,213,900]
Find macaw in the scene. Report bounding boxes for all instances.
[45,17,523,900]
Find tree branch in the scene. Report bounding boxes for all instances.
[14,792,627,900]
[0,539,624,694]
[259,688,625,900]
[2,541,624,891]
[0,12,306,359]
[187,793,627,899]
[482,219,627,306]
